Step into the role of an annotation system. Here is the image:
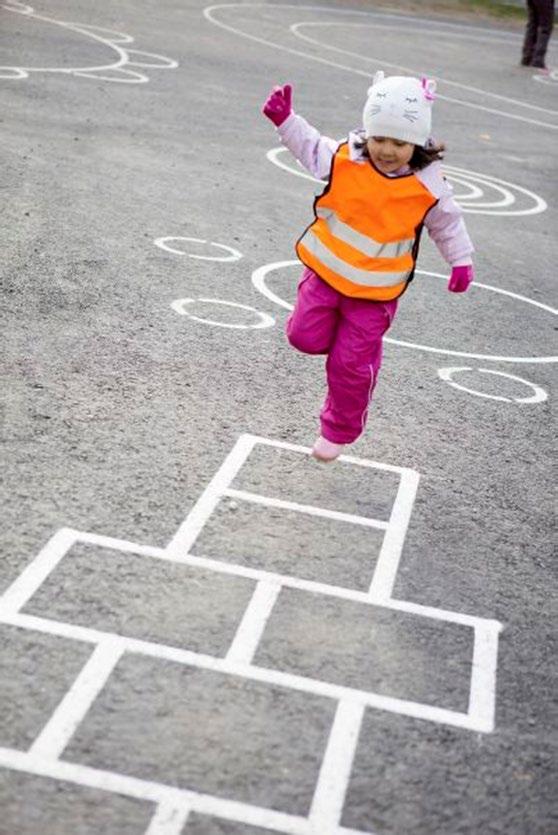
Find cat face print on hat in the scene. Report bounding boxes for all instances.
[362,70,437,147]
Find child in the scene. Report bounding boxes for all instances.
[262,72,474,462]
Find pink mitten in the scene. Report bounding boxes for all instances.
[448,264,474,293]
[262,83,293,127]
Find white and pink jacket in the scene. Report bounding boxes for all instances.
[277,113,474,268]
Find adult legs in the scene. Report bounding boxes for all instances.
[320,297,398,444]
[531,0,554,67]
[522,0,539,64]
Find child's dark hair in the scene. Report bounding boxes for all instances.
[355,136,445,171]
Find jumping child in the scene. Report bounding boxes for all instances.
[262,72,475,461]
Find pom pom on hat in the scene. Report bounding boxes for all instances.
[362,72,436,147]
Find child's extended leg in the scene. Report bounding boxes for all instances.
[318,296,398,457]
[286,268,340,355]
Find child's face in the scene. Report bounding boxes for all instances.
[366,136,415,174]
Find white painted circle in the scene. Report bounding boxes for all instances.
[251,260,558,364]
[155,236,242,262]
[438,367,548,403]
[266,147,547,217]
[171,297,275,329]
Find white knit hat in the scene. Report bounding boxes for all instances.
[362,71,437,147]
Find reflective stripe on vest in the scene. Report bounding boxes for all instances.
[299,228,410,287]
[315,207,415,261]
[296,142,438,301]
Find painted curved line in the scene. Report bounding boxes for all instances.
[171,297,275,329]
[455,180,514,210]
[266,147,547,217]
[73,69,149,83]
[154,236,243,262]
[125,50,179,69]
[3,1,33,13]
[290,21,558,119]
[438,367,548,403]
[0,67,28,78]
[444,165,548,216]
[251,260,558,364]
[445,177,485,202]
[203,4,558,131]
[72,23,135,44]
[1,4,176,82]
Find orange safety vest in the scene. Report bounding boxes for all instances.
[296,142,439,301]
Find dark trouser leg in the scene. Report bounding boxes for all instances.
[522,0,539,63]
[531,0,555,66]
[521,0,539,67]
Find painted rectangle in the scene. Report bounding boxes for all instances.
[254,588,473,712]
[63,653,337,817]
[21,543,256,656]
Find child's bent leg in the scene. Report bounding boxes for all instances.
[286,268,340,355]
[320,298,397,444]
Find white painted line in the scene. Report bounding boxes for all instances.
[309,701,366,833]
[251,260,558,364]
[467,622,502,734]
[64,530,165,560]
[203,4,558,131]
[443,164,547,217]
[0,528,78,615]
[171,297,275,329]
[383,597,502,631]
[291,21,558,118]
[226,580,281,664]
[245,433,413,475]
[225,488,389,530]
[1,528,495,629]
[165,434,257,556]
[144,801,192,835]
[29,639,125,759]
[3,611,491,731]
[0,747,316,835]
[438,367,548,403]
[154,236,242,261]
[368,468,420,600]
[267,146,548,217]
[2,3,177,82]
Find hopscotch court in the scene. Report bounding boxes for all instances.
[0,434,502,835]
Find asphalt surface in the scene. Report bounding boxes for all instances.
[1,1,557,834]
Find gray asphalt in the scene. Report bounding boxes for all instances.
[1,1,557,833]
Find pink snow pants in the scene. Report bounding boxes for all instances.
[286,268,398,444]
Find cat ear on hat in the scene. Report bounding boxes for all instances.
[367,70,385,94]
[421,77,437,102]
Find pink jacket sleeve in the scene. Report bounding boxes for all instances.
[417,163,474,267]
[276,112,339,180]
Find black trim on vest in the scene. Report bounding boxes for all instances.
[295,142,440,301]
[295,141,344,264]
[394,196,440,300]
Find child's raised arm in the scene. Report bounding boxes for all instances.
[262,83,339,180]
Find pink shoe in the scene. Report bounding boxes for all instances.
[312,436,345,462]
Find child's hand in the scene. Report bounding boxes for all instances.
[262,84,293,127]
[448,265,474,293]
